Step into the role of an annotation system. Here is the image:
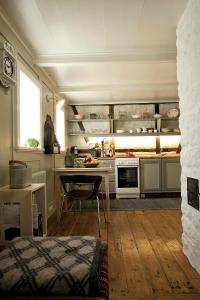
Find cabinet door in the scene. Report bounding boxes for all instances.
[162,158,181,191]
[98,160,115,193]
[140,159,162,192]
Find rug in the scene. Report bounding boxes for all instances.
[73,197,181,211]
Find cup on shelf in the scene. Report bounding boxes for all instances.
[142,127,147,133]
[136,128,142,133]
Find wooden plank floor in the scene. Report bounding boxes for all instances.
[48,210,200,300]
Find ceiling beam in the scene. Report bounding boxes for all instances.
[35,48,176,66]
[57,82,178,93]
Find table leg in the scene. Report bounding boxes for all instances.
[55,173,61,223]
[104,174,110,222]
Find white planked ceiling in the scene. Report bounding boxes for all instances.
[0,0,188,103]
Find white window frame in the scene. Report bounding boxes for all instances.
[55,100,66,152]
[16,62,42,151]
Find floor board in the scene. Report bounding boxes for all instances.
[48,209,200,300]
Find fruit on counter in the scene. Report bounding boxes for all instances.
[84,157,97,164]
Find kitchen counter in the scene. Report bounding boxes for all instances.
[97,152,180,160]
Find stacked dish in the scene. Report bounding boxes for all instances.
[132,114,141,119]
[153,114,162,119]
[116,129,124,134]
[161,128,171,133]
[74,114,84,120]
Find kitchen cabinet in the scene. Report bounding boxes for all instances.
[0,183,47,245]
[140,159,162,192]
[67,102,180,137]
[140,158,181,193]
[97,159,115,193]
[162,158,181,191]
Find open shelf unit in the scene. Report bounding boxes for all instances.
[67,101,180,137]
[0,183,47,245]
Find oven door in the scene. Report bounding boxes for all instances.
[115,165,140,196]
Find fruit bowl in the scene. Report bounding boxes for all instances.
[83,162,99,168]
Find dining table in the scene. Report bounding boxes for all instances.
[53,167,112,223]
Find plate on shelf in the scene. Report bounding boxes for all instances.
[167,108,179,118]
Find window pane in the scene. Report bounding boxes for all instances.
[19,70,41,147]
[56,104,65,151]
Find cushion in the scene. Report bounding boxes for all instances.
[0,236,108,299]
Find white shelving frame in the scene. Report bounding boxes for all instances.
[0,183,47,245]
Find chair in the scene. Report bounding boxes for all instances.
[60,175,106,236]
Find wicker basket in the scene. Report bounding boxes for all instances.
[9,160,32,189]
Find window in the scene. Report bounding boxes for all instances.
[18,69,41,148]
[56,100,65,151]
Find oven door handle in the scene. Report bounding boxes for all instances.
[116,165,139,168]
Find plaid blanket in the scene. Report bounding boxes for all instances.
[0,236,107,297]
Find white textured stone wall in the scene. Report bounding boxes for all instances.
[177,0,200,274]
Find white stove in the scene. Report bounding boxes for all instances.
[115,157,140,198]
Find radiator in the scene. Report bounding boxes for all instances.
[32,171,46,184]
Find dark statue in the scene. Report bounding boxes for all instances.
[44,114,60,154]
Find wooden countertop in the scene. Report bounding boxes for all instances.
[97,152,180,160]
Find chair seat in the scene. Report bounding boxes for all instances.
[68,189,93,201]
[59,175,105,236]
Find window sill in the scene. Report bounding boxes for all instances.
[15,147,44,153]
[15,147,66,155]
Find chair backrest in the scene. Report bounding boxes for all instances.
[60,175,102,200]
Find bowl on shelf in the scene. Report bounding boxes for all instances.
[173,128,180,133]
[116,129,124,134]
[131,114,141,119]
[153,114,162,119]
[74,114,84,120]
[161,128,171,133]
[83,162,99,168]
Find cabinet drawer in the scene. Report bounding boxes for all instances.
[98,160,115,167]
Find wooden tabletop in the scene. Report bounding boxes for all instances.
[54,167,112,172]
